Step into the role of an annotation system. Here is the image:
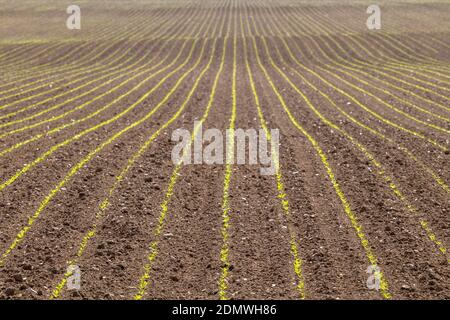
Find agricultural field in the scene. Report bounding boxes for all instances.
[0,0,449,300]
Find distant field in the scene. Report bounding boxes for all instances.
[0,0,449,300]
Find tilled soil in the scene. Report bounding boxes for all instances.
[0,0,449,300]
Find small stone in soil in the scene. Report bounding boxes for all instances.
[5,288,15,296]
[13,274,23,282]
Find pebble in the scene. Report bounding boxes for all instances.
[13,274,24,282]
[5,288,15,296]
[401,284,414,291]
[22,264,33,271]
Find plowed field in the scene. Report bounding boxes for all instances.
[0,0,449,300]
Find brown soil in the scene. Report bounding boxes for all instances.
[0,0,449,300]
